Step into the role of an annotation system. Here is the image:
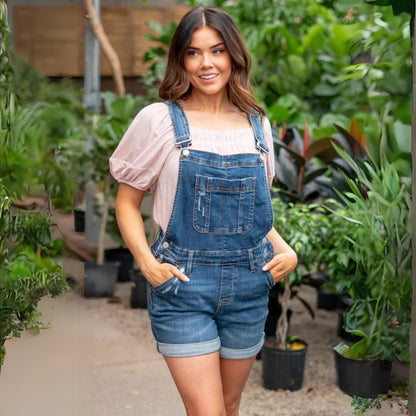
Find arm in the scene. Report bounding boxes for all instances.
[115,183,189,286]
[263,227,298,283]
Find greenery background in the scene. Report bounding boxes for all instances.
[0,0,413,409]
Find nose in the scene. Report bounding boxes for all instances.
[201,53,213,68]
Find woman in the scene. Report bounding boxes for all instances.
[110,7,297,416]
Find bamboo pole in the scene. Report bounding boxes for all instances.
[83,0,125,97]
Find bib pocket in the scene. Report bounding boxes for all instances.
[193,174,256,234]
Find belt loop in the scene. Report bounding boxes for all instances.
[186,251,194,274]
[248,249,255,272]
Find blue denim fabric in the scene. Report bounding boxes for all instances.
[148,101,274,359]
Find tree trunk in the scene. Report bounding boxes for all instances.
[96,178,110,265]
[275,277,291,350]
[83,0,125,97]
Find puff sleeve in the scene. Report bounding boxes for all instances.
[109,102,174,192]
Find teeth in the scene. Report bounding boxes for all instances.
[200,74,217,79]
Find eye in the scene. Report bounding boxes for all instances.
[186,49,199,57]
[213,48,225,55]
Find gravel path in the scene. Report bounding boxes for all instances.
[72,269,408,416]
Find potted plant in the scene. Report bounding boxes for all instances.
[324,147,411,398]
[83,92,140,297]
[261,199,330,391]
[0,186,69,370]
[260,118,369,391]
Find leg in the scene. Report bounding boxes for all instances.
[164,351,226,416]
[220,356,256,416]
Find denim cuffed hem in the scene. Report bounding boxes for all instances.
[157,337,221,357]
[219,333,265,360]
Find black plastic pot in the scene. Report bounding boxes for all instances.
[391,359,409,387]
[333,348,392,398]
[337,294,354,311]
[84,260,120,298]
[104,248,134,282]
[262,340,308,391]
[301,272,329,288]
[73,208,85,232]
[130,269,148,309]
[317,288,339,310]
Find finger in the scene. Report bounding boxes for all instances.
[262,257,281,271]
[169,265,190,282]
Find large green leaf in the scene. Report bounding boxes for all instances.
[365,0,415,16]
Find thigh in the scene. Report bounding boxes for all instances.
[220,356,256,414]
[164,352,226,416]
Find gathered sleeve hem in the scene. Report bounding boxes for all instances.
[109,159,156,192]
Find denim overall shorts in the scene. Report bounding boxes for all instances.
[148,101,275,359]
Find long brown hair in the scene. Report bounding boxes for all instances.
[159,7,265,116]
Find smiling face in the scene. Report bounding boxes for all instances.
[183,26,232,100]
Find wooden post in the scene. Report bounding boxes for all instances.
[83,0,101,244]
[83,0,101,112]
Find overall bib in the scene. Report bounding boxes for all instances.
[148,101,275,359]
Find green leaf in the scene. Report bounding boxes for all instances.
[268,104,290,124]
[365,0,415,16]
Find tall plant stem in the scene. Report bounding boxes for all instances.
[96,179,110,265]
[83,0,125,97]
[276,277,291,350]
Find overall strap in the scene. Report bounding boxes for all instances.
[166,100,192,148]
[248,114,269,154]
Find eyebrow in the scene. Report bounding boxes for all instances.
[187,42,225,50]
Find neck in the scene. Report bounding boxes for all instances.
[182,91,233,115]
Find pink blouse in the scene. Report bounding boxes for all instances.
[109,102,275,232]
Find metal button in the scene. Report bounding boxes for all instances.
[162,241,170,248]
[183,149,190,157]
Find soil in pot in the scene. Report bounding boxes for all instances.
[333,348,392,398]
[262,339,308,391]
[104,248,134,282]
[84,260,120,298]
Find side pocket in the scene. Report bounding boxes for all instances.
[150,276,180,295]
[261,259,276,289]
[262,239,276,288]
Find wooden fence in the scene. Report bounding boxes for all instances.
[13,5,189,77]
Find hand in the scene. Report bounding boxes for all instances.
[140,258,190,287]
[262,250,298,284]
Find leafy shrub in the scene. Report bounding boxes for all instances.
[0,187,69,369]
